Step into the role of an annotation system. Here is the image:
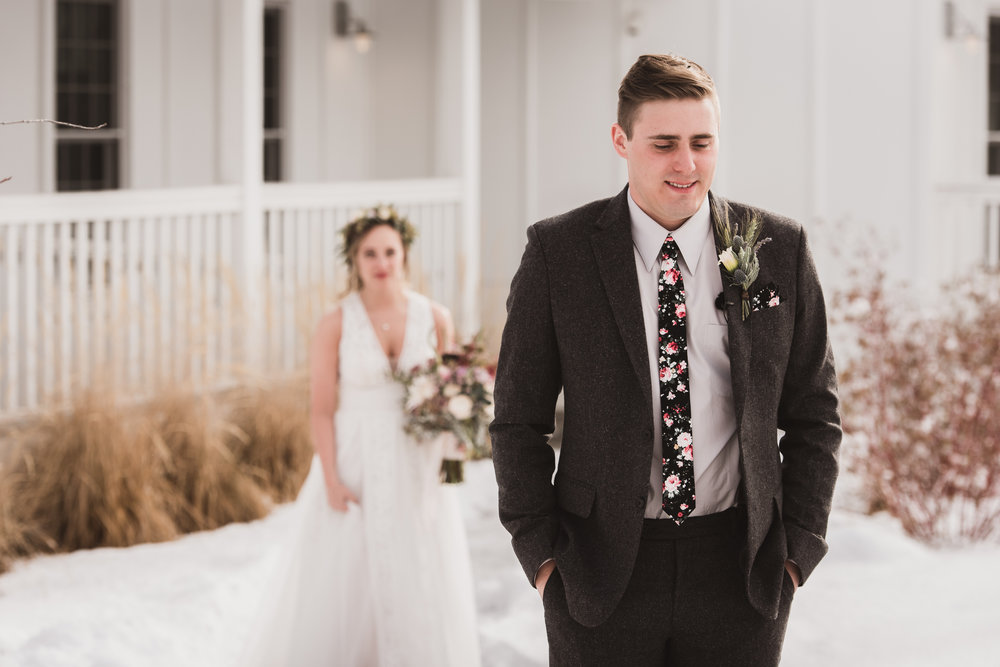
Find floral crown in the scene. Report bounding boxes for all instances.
[338,204,418,266]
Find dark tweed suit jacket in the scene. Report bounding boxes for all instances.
[490,187,841,627]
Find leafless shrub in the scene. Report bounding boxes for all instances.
[835,264,1000,544]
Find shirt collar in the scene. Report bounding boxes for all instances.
[628,189,713,274]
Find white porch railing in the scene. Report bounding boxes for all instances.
[0,179,469,416]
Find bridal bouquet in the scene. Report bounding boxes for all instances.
[394,337,495,483]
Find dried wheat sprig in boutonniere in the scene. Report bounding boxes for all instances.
[712,199,772,321]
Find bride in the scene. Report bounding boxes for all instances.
[240,206,482,666]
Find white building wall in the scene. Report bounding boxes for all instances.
[322,1,373,182]
[477,0,992,340]
[479,0,528,341]
[0,0,446,190]
[935,0,988,183]
[369,0,437,179]
[0,1,48,193]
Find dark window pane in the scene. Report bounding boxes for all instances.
[262,6,284,181]
[264,99,274,130]
[57,92,71,123]
[56,1,119,190]
[990,18,1000,172]
[93,4,113,40]
[56,143,78,189]
[990,61,1000,98]
[91,92,111,128]
[988,142,1000,175]
[56,138,119,191]
[57,5,71,39]
[264,138,281,182]
[990,100,1000,132]
[93,48,111,84]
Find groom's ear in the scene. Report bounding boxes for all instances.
[611,124,630,158]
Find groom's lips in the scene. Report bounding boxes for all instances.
[665,180,697,190]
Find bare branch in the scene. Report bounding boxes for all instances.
[0,119,107,130]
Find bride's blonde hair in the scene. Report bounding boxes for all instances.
[339,204,417,292]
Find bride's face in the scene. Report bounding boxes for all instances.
[355,224,406,289]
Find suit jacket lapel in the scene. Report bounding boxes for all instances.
[710,193,751,425]
[590,188,652,399]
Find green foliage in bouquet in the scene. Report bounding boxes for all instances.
[394,336,495,483]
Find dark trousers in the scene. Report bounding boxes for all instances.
[542,508,794,666]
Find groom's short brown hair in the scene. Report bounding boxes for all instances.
[617,53,719,139]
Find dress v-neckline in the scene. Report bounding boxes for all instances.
[357,291,410,372]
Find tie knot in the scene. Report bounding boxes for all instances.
[660,236,680,261]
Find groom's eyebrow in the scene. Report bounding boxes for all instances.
[647,133,715,141]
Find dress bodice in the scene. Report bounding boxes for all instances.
[337,291,438,412]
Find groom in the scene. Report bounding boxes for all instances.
[490,53,841,665]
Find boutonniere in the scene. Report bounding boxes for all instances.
[712,200,772,320]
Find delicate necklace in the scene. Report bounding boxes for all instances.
[378,322,390,332]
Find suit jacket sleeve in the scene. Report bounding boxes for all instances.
[777,226,841,584]
[490,224,563,586]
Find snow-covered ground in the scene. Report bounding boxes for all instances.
[0,459,998,666]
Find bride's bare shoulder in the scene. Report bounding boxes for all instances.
[313,304,345,342]
[425,298,455,349]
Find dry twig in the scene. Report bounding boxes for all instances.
[0,119,107,130]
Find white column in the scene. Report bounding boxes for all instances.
[240,0,264,369]
[461,0,481,336]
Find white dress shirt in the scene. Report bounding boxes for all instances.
[628,191,740,519]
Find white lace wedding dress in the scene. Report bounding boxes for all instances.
[240,291,482,667]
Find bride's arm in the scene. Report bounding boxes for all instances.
[309,307,359,511]
[429,300,456,354]
[429,300,464,459]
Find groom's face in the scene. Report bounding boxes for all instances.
[611,96,719,231]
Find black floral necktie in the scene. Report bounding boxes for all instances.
[658,236,695,523]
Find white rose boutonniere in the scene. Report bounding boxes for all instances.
[712,199,772,321]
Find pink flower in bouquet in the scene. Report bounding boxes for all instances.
[447,395,474,420]
[406,374,439,410]
[393,333,496,483]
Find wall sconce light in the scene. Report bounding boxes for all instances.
[944,1,982,51]
[334,1,374,54]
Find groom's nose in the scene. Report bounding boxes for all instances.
[671,146,696,173]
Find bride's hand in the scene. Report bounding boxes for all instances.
[325,479,359,512]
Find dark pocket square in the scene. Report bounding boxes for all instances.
[750,283,782,312]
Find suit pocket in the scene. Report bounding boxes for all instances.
[555,474,595,518]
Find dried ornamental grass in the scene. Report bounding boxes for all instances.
[145,390,269,532]
[0,449,58,573]
[0,375,320,572]
[0,390,179,557]
[223,375,312,503]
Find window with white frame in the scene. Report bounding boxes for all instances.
[55,0,121,191]
[264,5,285,182]
[989,17,1000,175]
